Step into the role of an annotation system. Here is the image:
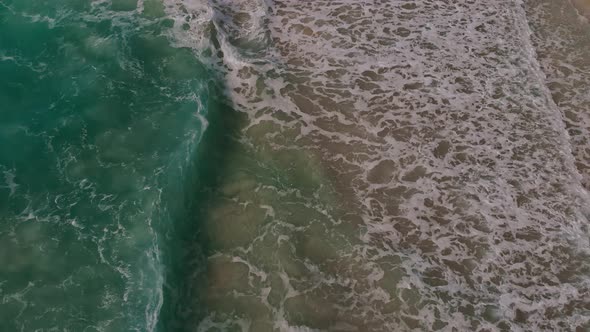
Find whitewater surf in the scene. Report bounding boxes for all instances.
[0,0,589,331]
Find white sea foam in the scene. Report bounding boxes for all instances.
[158,0,590,330]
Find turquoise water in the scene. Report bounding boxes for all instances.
[0,1,218,330]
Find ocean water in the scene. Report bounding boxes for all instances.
[1,0,589,331]
[0,1,215,330]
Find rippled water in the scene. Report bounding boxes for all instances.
[1,0,589,331]
[0,1,214,330]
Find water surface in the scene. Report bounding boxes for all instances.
[1,0,590,331]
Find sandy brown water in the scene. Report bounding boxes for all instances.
[162,0,590,330]
[526,0,590,191]
[572,0,590,19]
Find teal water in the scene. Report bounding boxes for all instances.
[0,1,218,330]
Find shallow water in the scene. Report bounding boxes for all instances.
[1,0,590,331]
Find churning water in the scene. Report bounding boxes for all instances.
[0,0,589,331]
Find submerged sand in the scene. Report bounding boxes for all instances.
[572,0,590,18]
